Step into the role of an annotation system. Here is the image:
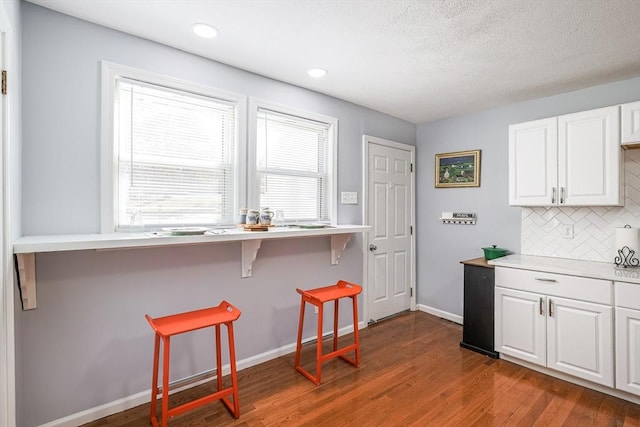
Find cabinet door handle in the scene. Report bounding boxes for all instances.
[539,297,544,315]
[548,298,553,317]
[560,187,565,204]
[551,187,556,204]
[534,277,557,283]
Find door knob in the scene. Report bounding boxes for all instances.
[369,244,377,251]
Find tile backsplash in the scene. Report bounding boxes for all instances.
[521,150,640,263]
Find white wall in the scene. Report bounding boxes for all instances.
[19,4,415,426]
[416,75,640,318]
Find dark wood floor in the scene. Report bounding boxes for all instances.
[84,311,640,426]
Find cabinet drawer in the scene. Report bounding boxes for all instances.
[615,281,640,310]
[495,267,612,305]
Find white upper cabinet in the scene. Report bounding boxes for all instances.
[622,101,640,146]
[509,105,622,206]
[558,106,621,206]
[509,118,558,206]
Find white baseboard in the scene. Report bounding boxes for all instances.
[416,304,463,325]
[39,322,367,427]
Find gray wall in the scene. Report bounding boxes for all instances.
[19,4,415,426]
[416,75,640,317]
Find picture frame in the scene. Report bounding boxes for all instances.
[435,149,481,188]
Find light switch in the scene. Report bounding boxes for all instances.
[341,192,358,205]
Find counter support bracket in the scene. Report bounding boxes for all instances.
[16,253,37,310]
[241,240,262,278]
[242,233,354,277]
[331,234,352,265]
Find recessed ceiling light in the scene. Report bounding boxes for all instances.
[308,68,328,78]
[192,23,219,39]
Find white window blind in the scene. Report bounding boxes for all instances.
[256,108,330,222]
[114,77,237,229]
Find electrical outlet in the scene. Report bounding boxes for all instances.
[341,191,358,205]
[561,224,574,239]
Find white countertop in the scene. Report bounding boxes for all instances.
[12,224,372,310]
[13,224,370,254]
[489,254,640,285]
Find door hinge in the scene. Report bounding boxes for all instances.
[1,70,6,95]
[410,163,413,173]
[410,225,413,235]
[410,288,413,297]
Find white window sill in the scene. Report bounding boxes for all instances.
[13,225,370,310]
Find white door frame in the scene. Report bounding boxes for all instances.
[0,4,14,426]
[362,135,416,323]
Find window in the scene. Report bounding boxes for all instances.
[249,100,337,224]
[101,62,246,231]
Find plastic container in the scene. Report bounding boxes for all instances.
[482,245,508,260]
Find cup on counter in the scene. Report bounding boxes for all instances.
[238,208,247,225]
[246,210,259,225]
[259,207,274,225]
[130,210,144,232]
[274,209,285,226]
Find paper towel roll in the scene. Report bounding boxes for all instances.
[616,225,639,255]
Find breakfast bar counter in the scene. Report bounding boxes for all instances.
[13,225,370,310]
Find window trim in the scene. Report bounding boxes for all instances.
[247,98,338,225]
[100,61,247,232]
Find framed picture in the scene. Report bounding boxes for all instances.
[435,149,481,188]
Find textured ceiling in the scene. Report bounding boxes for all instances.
[26,0,640,124]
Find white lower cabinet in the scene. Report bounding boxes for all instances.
[615,282,640,396]
[495,287,546,365]
[546,296,613,386]
[495,268,614,387]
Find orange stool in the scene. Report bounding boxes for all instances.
[145,301,241,427]
[295,280,362,385]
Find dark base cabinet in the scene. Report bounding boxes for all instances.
[460,257,499,358]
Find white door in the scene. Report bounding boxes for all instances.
[547,296,614,387]
[495,287,546,366]
[508,117,558,206]
[615,307,640,396]
[558,105,621,206]
[365,136,414,322]
[0,21,13,426]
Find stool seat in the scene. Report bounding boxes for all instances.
[296,280,362,304]
[145,300,241,427]
[146,302,240,337]
[295,280,362,385]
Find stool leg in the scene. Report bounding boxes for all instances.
[295,297,306,369]
[215,324,223,392]
[333,299,339,352]
[227,322,240,418]
[150,333,160,425]
[315,302,324,385]
[352,295,360,367]
[161,336,170,427]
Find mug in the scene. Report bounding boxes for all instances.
[246,210,259,225]
[260,208,274,225]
